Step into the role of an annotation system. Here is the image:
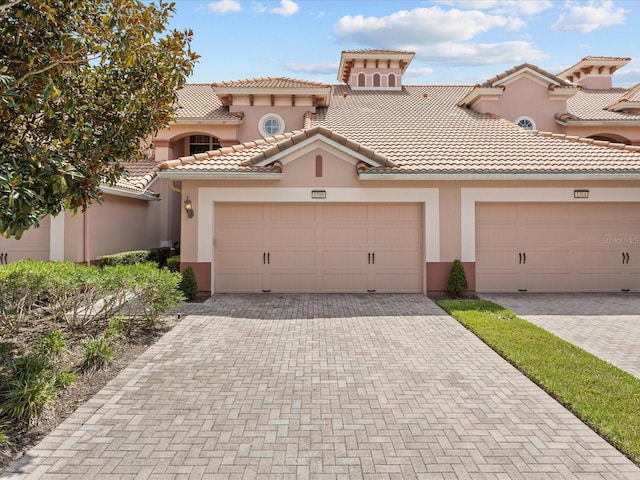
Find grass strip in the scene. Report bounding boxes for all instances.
[436,298,640,466]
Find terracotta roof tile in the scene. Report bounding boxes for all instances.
[112,158,160,196]
[566,88,640,120]
[211,77,329,89]
[342,49,415,55]
[481,63,573,88]
[162,85,640,176]
[175,84,237,120]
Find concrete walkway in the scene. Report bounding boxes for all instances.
[4,294,639,479]
[482,293,640,379]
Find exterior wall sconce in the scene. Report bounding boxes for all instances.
[184,196,194,218]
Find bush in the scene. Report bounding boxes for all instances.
[81,335,117,374]
[446,259,468,298]
[120,263,183,328]
[98,250,150,267]
[180,266,198,300]
[0,260,49,331]
[166,255,180,273]
[148,247,171,269]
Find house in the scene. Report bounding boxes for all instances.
[155,49,640,295]
[3,49,639,295]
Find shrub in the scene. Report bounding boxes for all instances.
[166,255,180,273]
[98,250,150,267]
[0,260,49,331]
[446,259,468,298]
[180,267,198,300]
[148,247,171,268]
[81,335,117,373]
[121,263,183,328]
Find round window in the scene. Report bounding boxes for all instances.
[515,116,536,130]
[258,113,285,137]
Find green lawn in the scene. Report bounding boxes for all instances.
[436,298,640,466]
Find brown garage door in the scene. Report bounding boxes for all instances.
[476,203,640,292]
[214,203,423,293]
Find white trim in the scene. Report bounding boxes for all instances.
[492,67,563,88]
[258,113,285,137]
[100,185,160,201]
[199,187,440,294]
[359,173,640,181]
[158,171,284,180]
[460,187,640,262]
[50,213,65,261]
[515,116,536,130]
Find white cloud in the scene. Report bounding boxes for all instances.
[334,7,509,45]
[506,16,526,31]
[403,67,435,80]
[414,41,548,66]
[284,62,338,75]
[270,0,299,16]
[551,1,627,33]
[208,0,242,14]
[438,0,553,16]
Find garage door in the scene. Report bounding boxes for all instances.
[476,203,640,292]
[214,203,423,293]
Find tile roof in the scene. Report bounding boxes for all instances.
[557,56,632,80]
[161,85,640,176]
[105,158,160,198]
[175,84,239,120]
[623,83,640,102]
[481,63,573,88]
[342,49,415,55]
[564,88,640,120]
[211,77,329,89]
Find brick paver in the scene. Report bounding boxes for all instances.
[482,293,640,378]
[4,294,639,479]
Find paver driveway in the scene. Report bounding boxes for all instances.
[4,294,640,479]
[482,293,640,379]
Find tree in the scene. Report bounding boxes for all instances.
[0,0,198,238]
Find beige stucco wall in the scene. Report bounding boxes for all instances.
[566,125,640,145]
[475,77,566,133]
[228,105,314,143]
[64,194,162,263]
[0,216,51,263]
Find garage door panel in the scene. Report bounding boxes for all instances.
[266,226,316,246]
[321,272,369,292]
[215,203,423,293]
[216,273,264,293]
[321,227,368,245]
[216,227,264,247]
[476,203,640,293]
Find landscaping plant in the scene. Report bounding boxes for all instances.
[446,259,468,297]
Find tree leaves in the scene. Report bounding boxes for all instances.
[0,0,198,237]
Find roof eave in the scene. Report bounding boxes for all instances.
[100,185,161,201]
[174,117,243,125]
[557,119,640,127]
[157,171,283,181]
[358,172,640,181]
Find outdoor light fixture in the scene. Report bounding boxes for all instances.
[184,196,194,218]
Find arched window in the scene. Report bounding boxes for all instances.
[373,73,380,87]
[189,135,221,155]
[388,74,396,88]
[515,116,536,130]
[357,73,365,87]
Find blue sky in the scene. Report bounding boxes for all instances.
[166,0,640,88]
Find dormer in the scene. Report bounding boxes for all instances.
[338,49,414,91]
[557,56,631,89]
[211,77,331,109]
